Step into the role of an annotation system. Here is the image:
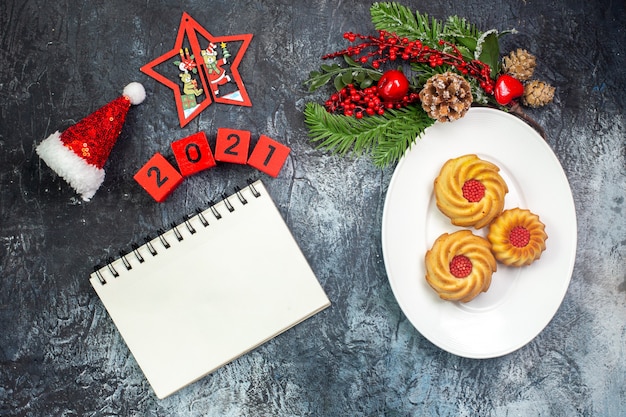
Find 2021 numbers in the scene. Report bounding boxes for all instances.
[135,129,291,202]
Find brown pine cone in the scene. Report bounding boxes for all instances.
[502,49,536,81]
[522,80,555,108]
[419,72,473,122]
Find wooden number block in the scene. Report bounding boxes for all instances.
[214,128,250,164]
[134,153,184,202]
[171,131,216,177]
[247,134,291,177]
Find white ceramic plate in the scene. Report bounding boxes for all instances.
[382,107,577,359]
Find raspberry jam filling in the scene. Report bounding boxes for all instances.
[509,226,531,247]
[462,179,486,202]
[450,255,472,278]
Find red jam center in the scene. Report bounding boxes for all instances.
[450,255,472,278]
[509,226,531,247]
[462,179,486,202]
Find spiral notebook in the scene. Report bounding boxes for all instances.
[90,180,330,399]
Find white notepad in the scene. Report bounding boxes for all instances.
[90,180,330,399]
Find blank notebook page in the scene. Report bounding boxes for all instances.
[90,180,330,399]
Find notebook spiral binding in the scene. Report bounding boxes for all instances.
[93,180,261,285]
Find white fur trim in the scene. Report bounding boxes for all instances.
[123,82,146,105]
[36,131,105,201]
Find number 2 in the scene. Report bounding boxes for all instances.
[134,152,184,203]
[215,128,250,164]
[224,134,241,156]
[147,166,169,187]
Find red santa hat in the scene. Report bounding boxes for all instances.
[36,82,146,201]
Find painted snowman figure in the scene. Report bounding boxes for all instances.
[201,43,232,96]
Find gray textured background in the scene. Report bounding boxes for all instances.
[1,0,624,416]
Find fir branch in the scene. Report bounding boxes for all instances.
[304,102,435,167]
[372,106,435,167]
[370,2,515,68]
[370,2,444,47]
[304,102,380,156]
[370,2,419,38]
[443,15,482,41]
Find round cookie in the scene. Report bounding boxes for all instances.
[434,154,509,229]
[425,230,497,303]
[487,208,548,267]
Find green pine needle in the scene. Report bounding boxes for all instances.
[304,102,435,168]
[443,15,482,40]
[370,2,444,46]
[371,107,435,167]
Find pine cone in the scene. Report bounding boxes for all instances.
[522,80,555,108]
[419,72,473,122]
[502,49,536,81]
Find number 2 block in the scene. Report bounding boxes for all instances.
[247,134,291,177]
[171,131,216,177]
[134,153,184,202]
[214,128,250,164]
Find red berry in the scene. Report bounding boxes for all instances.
[376,69,410,102]
[509,226,531,247]
[450,255,472,278]
[462,179,486,202]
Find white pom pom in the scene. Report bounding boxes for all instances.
[123,82,146,105]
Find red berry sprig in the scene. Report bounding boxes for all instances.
[324,83,420,118]
[323,30,495,95]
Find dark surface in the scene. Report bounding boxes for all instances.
[1,0,625,415]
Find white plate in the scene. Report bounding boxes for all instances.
[382,107,577,359]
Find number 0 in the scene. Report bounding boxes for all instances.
[185,142,202,163]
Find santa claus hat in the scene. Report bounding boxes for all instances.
[36,82,145,201]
